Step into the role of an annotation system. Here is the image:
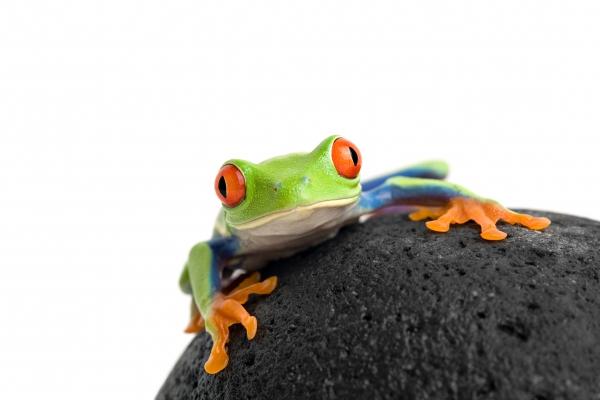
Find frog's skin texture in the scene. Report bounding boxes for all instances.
[178,135,551,374]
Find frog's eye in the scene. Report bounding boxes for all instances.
[214,164,246,207]
[331,137,362,179]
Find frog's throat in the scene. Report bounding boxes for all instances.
[230,196,360,230]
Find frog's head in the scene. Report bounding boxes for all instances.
[214,135,362,228]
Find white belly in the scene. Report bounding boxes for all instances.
[230,199,359,270]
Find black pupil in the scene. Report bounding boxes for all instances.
[218,176,227,198]
[349,147,359,166]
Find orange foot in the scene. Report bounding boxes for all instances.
[409,197,551,240]
[203,272,277,374]
[184,302,205,333]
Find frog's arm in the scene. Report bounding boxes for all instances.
[180,236,277,374]
[358,176,551,240]
[361,160,449,191]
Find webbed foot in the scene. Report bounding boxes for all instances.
[203,272,277,374]
[409,197,551,240]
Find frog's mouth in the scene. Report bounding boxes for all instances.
[232,196,360,231]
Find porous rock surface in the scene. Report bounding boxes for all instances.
[157,211,600,400]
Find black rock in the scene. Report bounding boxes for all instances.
[157,211,600,400]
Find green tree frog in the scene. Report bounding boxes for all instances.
[178,135,550,374]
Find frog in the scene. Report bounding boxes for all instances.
[178,135,551,374]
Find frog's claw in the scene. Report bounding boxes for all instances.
[409,197,551,240]
[203,272,277,374]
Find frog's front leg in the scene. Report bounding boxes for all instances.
[182,237,277,374]
[359,176,551,240]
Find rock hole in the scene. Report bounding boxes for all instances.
[497,319,530,342]
[244,352,255,367]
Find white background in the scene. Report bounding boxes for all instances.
[1,1,599,399]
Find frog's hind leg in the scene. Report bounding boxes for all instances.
[203,272,277,374]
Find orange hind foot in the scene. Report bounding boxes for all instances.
[184,305,205,333]
[409,197,551,240]
[203,272,277,374]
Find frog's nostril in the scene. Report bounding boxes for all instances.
[302,176,310,185]
[273,182,282,192]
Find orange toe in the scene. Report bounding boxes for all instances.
[481,228,507,241]
[243,316,257,340]
[204,355,228,375]
[524,216,551,230]
[204,335,229,373]
[426,220,450,232]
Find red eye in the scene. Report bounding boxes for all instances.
[331,137,362,179]
[214,164,246,207]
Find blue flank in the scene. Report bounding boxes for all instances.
[207,236,240,294]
